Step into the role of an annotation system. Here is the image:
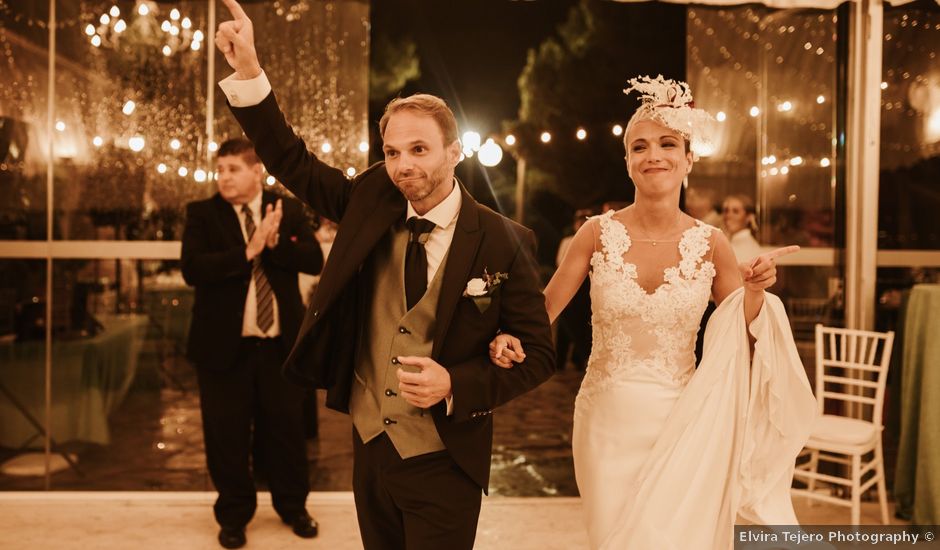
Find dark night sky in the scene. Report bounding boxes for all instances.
[370,0,580,136]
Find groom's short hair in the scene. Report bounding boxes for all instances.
[379,94,459,147]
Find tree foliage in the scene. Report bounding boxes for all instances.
[369,31,421,101]
[511,0,687,209]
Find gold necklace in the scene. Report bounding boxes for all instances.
[632,212,684,246]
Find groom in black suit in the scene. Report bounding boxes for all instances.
[215,1,555,548]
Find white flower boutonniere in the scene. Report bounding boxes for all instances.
[463,268,508,313]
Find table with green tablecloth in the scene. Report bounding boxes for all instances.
[0,314,148,448]
[894,284,940,524]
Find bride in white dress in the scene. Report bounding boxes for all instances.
[490,76,816,549]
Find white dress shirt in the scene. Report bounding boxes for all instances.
[233,191,281,338]
[406,179,462,283]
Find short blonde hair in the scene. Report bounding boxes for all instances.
[379,94,459,146]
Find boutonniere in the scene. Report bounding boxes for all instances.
[463,268,508,313]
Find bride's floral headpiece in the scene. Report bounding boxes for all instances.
[623,75,717,160]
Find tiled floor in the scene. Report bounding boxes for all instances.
[0,491,905,550]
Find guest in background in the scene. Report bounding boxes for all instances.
[181,138,323,549]
[722,194,762,263]
[685,187,722,227]
[554,208,595,370]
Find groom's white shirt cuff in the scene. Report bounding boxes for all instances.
[219,71,272,107]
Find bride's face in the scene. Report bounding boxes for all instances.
[625,120,693,199]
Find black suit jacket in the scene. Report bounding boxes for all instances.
[181,191,323,371]
[230,92,555,492]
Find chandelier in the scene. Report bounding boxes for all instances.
[84,1,204,57]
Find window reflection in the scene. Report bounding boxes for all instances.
[688,7,839,248]
[879,6,940,250]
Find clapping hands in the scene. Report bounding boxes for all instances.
[246,200,283,261]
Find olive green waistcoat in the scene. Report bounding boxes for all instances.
[349,222,448,459]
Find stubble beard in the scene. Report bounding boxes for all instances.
[396,161,451,204]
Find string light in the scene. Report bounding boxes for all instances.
[128,136,145,152]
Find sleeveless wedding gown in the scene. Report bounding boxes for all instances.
[573,211,816,549]
[574,210,715,548]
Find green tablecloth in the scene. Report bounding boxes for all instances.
[894,284,940,524]
[0,314,148,447]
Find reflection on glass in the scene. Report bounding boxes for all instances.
[51,2,213,241]
[0,259,209,490]
[774,265,844,372]
[213,1,370,189]
[0,260,47,488]
[688,7,839,247]
[0,5,51,240]
[879,7,940,250]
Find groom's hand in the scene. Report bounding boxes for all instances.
[396,356,452,409]
[215,0,262,79]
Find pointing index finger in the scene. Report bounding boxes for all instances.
[766,245,801,260]
[221,0,249,21]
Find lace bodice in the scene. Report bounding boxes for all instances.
[579,210,716,402]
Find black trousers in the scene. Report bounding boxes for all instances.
[196,337,309,528]
[352,430,482,550]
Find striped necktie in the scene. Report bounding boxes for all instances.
[242,205,275,333]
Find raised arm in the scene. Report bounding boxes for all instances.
[215,0,261,80]
[215,0,356,222]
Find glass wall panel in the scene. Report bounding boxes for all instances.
[688,6,840,248]
[879,4,940,251]
[0,259,47,489]
[52,1,213,242]
[0,260,209,490]
[688,6,844,370]
[0,3,50,240]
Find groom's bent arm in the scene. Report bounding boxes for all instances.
[221,72,362,223]
[447,230,555,422]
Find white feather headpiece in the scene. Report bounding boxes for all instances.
[623,75,717,160]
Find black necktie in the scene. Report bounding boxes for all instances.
[242,205,275,332]
[405,217,437,310]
